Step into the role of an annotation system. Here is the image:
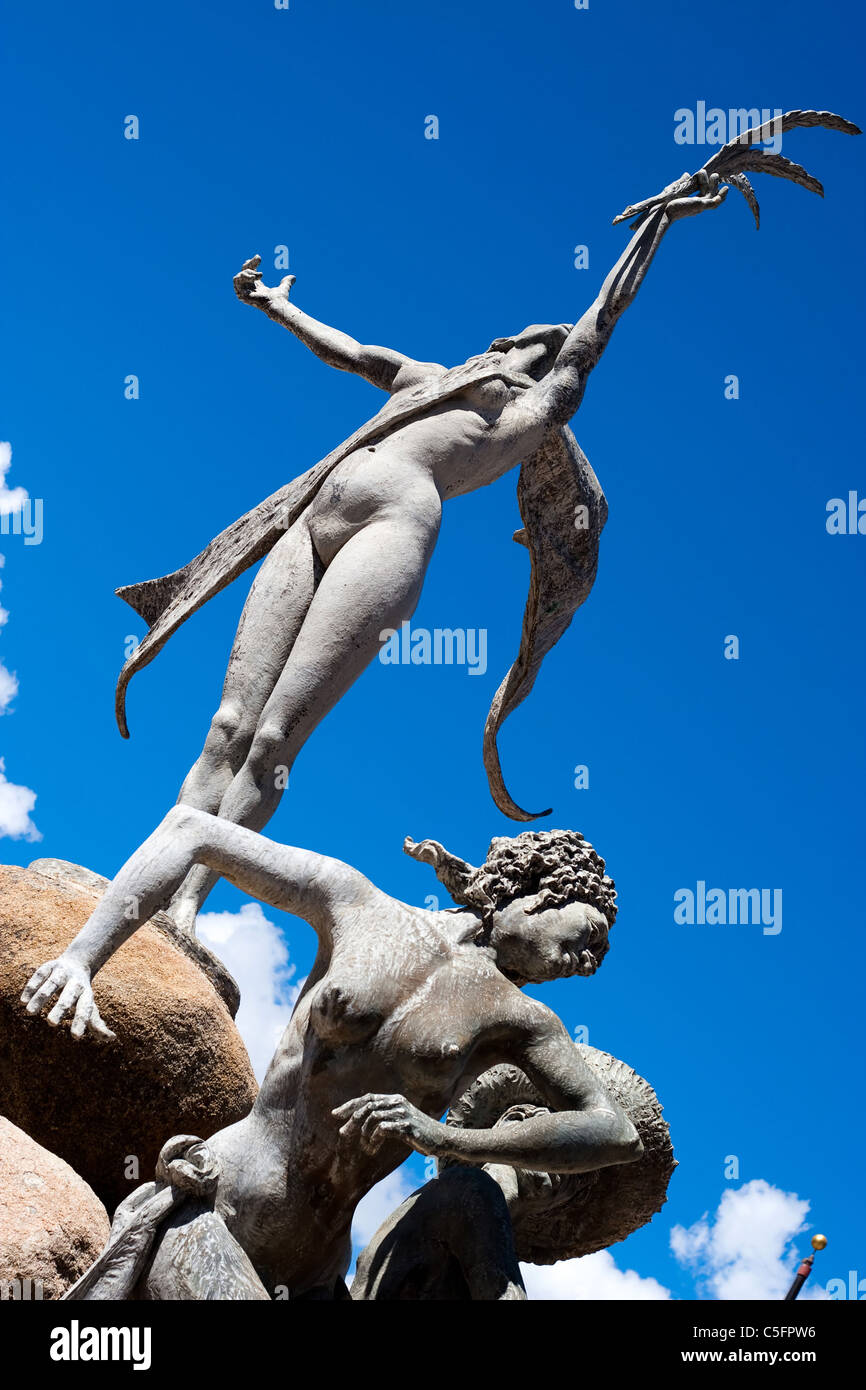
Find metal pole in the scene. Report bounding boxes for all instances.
[784,1235,827,1301]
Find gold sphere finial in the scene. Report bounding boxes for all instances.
[811,1234,828,1252]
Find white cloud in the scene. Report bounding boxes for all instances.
[0,757,41,841]
[0,553,8,628]
[0,556,15,701]
[350,1165,418,1252]
[0,660,18,712]
[0,446,39,836]
[0,442,28,515]
[197,900,302,1081]
[521,1250,672,1300]
[671,1179,822,1300]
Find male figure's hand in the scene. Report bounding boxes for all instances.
[233,254,296,308]
[21,955,115,1040]
[664,171,729,222]
[333,1092,447,1157]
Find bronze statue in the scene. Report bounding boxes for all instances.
[24,815,649,1297]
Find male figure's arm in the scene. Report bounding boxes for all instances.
[234,255,417,392]
[334,1006,643,1174]
[20,807,363,1038]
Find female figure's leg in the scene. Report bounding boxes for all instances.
[167,516,321,931]
[172,503,440,925]
[175,514,322,815]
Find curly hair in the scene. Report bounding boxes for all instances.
[404,828,616,976]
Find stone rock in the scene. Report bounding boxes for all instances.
[0,862,258,1211]
[0,1116,110,1299]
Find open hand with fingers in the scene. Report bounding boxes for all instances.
[663,171,728,222]
[333,1092,446,1157]
[21,955,115,1041]
[233,254,296,309]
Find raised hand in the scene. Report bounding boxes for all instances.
[233,254,296,309]
[614,108,860,230]
[664,173,729,222]
[21,955,115,1041]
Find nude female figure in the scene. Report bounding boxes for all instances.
[156,181,727,932]
[22,814,639,1298]
[112,111,857,934]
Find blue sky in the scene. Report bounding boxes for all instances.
[1,0,864,1298]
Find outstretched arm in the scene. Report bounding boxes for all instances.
[21,806,367,1038]
[512,178,728,434]
[538,107,861,429]
[335,1016,642,1174]
[234,255,416,392]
